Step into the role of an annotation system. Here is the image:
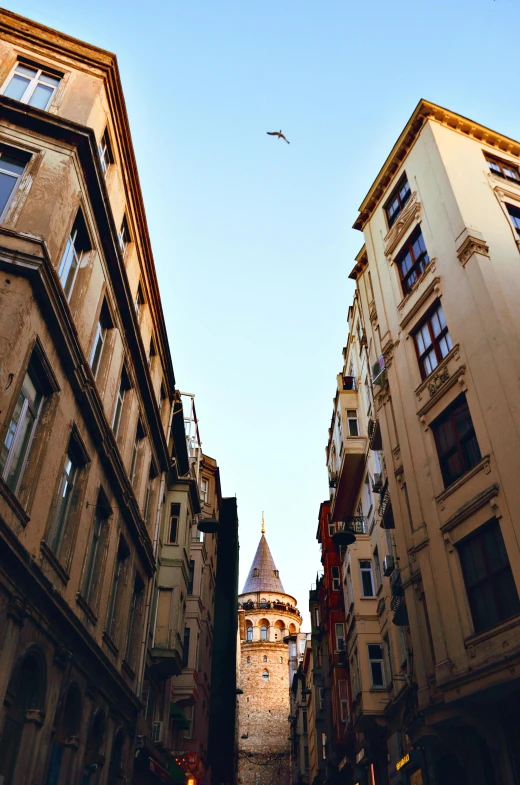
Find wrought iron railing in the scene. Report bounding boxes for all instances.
[342,516,368,535]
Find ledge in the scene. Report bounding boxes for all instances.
[122,659,136,681]
[102,630,119,656]
[465,613,520,648]
[440,483,499,534]
[76,592,98,625]
[399,275,441,328]
[40,540,70,584]
[435,456,492,506]
[417,363,466,419]
[0,478,30,527]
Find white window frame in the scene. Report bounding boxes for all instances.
[118,215,131,256]
[48,449,78,555]
[338,679,350,724]
[359,559,375,598]
[98,128,113,176]
[112,379,125,437]
[2,60,61,110]
[331,565,341,591]
[368,643,385,688]
[200,477,209,504]
[335,622,345,652]
[89,320,107,379]
[0,146,27,221]
[347,409,359,437]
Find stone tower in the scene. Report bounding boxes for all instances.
[237,523,301,785]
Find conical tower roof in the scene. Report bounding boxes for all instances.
[241,534,285,594]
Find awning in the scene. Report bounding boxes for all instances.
[168,760,187,785]
[170,702,190,729]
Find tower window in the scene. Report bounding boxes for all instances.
[262,670,269,681]
[263,655,267,662]
[261,625,268,640]
[247,656,251,664]
[246,626,253,642]
[253,568,259,577]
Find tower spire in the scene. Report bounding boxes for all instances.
[261,511,265,535]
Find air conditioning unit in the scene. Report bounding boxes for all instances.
[372,473,383,493]
[383,555,395,577]
[371,356,387,388]
[151,721,164,745]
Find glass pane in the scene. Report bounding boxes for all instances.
[0,390,25,474]
[368,644,383,659]
[28,83,54,110]
[370,661,384,686]
[63,249,80,299]
[3,74,30,101]
[5,403,36,491]
[361,570,374,596]
[495,569,520,620]
[15,64,38,77]
[470,584,497,632]
[430,311,442,337]
[0,154,26,176]
[424,349,438,375]
[420,324,432,349]
[39,72,60,86]
[0,171,17,215]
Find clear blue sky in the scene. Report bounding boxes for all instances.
[7,0,518,624]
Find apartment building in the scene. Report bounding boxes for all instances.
[348,100,520,784]
[0,10,182,785]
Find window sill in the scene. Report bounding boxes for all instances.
[76,592,98,624]
[122,659,136,680]
[102,630,119,656]
[0,477,29,527]
[435,455,491,506]
[464,613,520,648]
[40,540,69,584]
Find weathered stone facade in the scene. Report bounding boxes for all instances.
[237,534,302,785]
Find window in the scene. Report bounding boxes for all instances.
[373,547,382,589]
[431,394,481,487]
[280,656,283,663]
[396,226,430,295]
[506,203,520,238]
[129,420,145,486]
[125,573,144,668]
[148,338,156,367]
[184,705,195,741]
[3,61,61,110]
[338,679,350,723]
[328,522,336,538]
[262,670,269,681]
[321,733,327,760]
[360,560,375,598]
[89,304,112,379]
[182,627,190,668]
[106,538,129,641]
[365,376,371,412]
[168,503,181,543]
[350,649,360,697]
[485,154,520,183]
[300,639,306,654]
[82,494,110,608]
[261,625,268,640]
[345,567,354,609]
[200,477,209,504]
[347,410,359,437]
[383,634,394,681]
[247,656,251,663]
[98,128,114,176]
[246,626,253,642]
[289,642,297,657]
[0,144,29,220]
[302,710,308,733]
[458,520,520,634]
[331,566,340,592]
[187,560,195,595]
[263,655,267,662]
[385,174,411,228]
[134,283,145,322]
[413,302,453,379]
[0,360,45,495]
[112,368,130,439]
[304,745,309,770]
[335,623,345,652]
[47,446,80,557]
[314,608,320,628]
[118,214,131,256]
[368,643,385,687]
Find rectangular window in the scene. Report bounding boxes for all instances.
[396,226,430,295]
[335,622,345,651]
[338,679,350,723]
[302,710,308,733]
[118,214,131,256]
[485,154,520,183]
[431,394,481,488]
[168,503,181,543]
[331,565,341,591]
[506,203,520,238]
[321,733,327,761]
[148,337,156,367]
[130,420,145,486]
[373,547,382,589]
[300,638,306,654]
[98,127,114,175]
[82,494,109,607]
[187,560,195,595]
[89,303,112,380]
[47,446,79,557]
[3,61,61,110]
[314,608,320,628]
[106,537,129,641]
[318,687,324,711]
[200,477,209,504]
[0,361,44,495]
[360,560,375,597]
[368,643,385,688]
[134,282,145,322]
[413,302,453,379]
[458,519,520,634]
[384,174,412,228]
[328,522,336,538]
[182,627,191,668]
[347,409,359,437]
[143,463,157,526]
[58,209,91,301]
[184,705,195,740]
[0,144,29,220]
[365,377,371,413]
[346,567,354,609]
[126,573,145,668]
[112,368,130,439]
[383,634,394,681]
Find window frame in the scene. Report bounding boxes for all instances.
[485,153,520,184]
[167,502,181,543]
[368,643,385,688]
[412,301,453,380]
[0,144,29,222]
[47,449,79,557]
[58,209,91,302]
[395,226,430,296]
[335,622,345,652]
[98,127,114,176]
[506,203,520,239]
[384,173,412,228]
[2,59,62,111]
[331,565,341,592]
[359,560,375,598]
[431,394,481,488]
[347,409,359,437]
[81,494,110,610]
[117,214,131,256]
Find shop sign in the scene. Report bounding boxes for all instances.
[338,756,348,772]
[396,754,410,771]
[356,749,365,764]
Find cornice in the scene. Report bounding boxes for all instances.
[354,99,520,232]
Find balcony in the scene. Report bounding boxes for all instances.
[390,570,409,627]
[330,389,367,523]
[331,517,368,546]
[151,630,184,678]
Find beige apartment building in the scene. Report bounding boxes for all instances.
[346,99,520,785]
[0,9,184,785]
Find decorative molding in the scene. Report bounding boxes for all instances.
[25,709,45,726]
[457,232,490,267]
[76,592,98,625]
[415,345,460,401]
[440,483,500,535]
[6,595,25,626]
[435,456,492,507]
[416,364,466,419]
[427,365,450,398]
[384,192,421,258]
[40,540,70,584]
[399,276,441,328]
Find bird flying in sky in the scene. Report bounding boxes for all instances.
[267,130,290,144]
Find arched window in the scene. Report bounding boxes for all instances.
[46,683,82,785]
[261,626,268,640]
[262,670,269,681]
[247,656,251,664]
[260,598,267,608]
[263,655,267,662]
[280,657,283,663]
[84,709,106,775]
[246,627,253,642]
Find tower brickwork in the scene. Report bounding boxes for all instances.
[237,531,301,785]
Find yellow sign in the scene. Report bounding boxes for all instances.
[396,753,410,771]
[186,778,196,785]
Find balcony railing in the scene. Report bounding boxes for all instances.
[343,516,368,535]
